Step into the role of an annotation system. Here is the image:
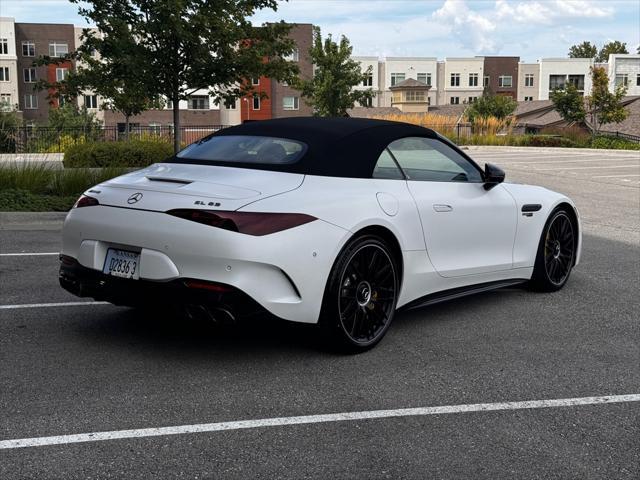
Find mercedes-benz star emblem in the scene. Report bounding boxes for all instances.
[127,192,144,204]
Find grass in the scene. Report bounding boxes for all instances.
[0,163,129,211]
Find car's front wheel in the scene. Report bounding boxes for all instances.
[529,208,576,292]
[320,235,399,352]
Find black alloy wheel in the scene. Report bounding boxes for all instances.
[530,209,576,291]
[321,235,399,351]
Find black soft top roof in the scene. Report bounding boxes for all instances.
[177,117,439,178]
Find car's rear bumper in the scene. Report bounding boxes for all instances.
[60,206,350,323]
[59,255,266,322]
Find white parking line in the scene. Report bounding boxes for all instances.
[593,174,640,178]
[0,301,109,310]
[1,394,637,450]
[0,252,58,257]
[528,165,639,171]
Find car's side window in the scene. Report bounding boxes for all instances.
[388,137,483,182]
[372,148,405,180]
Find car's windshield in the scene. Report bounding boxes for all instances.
[176,135,306,165]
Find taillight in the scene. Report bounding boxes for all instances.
[167,209,316,236]
[73,195,99,208]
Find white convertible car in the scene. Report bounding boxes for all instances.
[60,117,581,351]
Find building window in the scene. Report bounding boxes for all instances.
[49,42,69,57]
[392,91,402,103]
[84,95,98,109]
[615,74,629,87]
[468,73,479,87]
[567,74,585,91]
[0,38,8,55]
[524,96,533,101]
[483,75,490,87]
[450,96,460,105]
[637,74,640,86]
[22,41,35,57]
[450,73,460,87]
[189,95,209,109]
[498,75,512,88]
[252,95,260,110]
[525,74,534,87]
[549,74,566,90]
[149,122,161,134]
[361,97,373,107]
[283,96,299,110]
[468,96,477,103]
[252,78,260,86]
[427,96,431,106]
[404,91,425,102]
[0,94,12,110]
[23,68,36,83]
[24,94,38,109]
[225,99,237,109]
[284,48,299,62]
[362,73,373,87]
[56,68,69,82]
[390,72,405,86]
[417,73,431,86]
[0,67,9,82]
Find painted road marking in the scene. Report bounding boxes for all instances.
[0,301,109,310]
[593,174,640,178]
[1,394,638,450]
[0,252,59,257]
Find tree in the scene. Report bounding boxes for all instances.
[46,102,101,130]
[550,83,586,123]
[596,41,628,62]
[586,66,628,135]
[465,92,517,122]
[568,41,597,59]
[70,1,299,153]
[295,27,374,117]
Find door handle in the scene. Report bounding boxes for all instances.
[433,204,453,212]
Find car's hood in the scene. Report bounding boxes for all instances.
[87,163,305,212]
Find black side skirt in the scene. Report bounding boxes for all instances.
[400,279,528,311]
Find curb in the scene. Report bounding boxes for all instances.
[0,212,67,231]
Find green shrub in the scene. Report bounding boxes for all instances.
[0,162,55,194]
[590,136,640,150]
[64,140,174,168]
[0,189,76,212]
[49,166,128,196]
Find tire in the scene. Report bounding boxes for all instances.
[319,235,399,352]
[529,208,576,292]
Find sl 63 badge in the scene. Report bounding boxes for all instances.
[195,200,221,207]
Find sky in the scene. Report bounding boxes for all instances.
[1,0,638,62]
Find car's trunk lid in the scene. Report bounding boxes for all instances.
[91,163,304,212]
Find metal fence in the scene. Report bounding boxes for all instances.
[0,125,229,154]
[597,130,640,143]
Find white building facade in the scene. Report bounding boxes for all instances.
[608,54,640,97]
[0,17,20,111]
[443,57,484,105]
[538,58,594,100]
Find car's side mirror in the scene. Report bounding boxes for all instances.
[483,163,505,190]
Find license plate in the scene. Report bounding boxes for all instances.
[103,249,140,280]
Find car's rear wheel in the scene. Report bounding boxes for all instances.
[529,208,576,292]
[320,235,399,352]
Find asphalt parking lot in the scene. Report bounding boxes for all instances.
[1,147,639,479]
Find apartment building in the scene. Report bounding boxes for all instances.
[517,63,539,101]
[73,26,104,123]
[538,58,593,100]
[608,54,640,97]
[382,57,438,107]
[352,56,381,106]
[443,57,484,105]
[14,22,75,123]
[483,56,519,98]
[0,18,20,113]
[217,23,314,124]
